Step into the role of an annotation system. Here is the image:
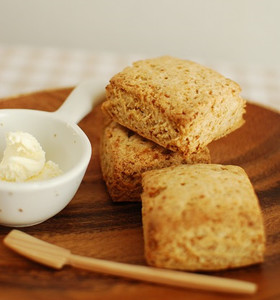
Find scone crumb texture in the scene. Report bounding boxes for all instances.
[102,56,246,154]
[141,164,265,271]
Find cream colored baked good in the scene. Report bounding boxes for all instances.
[100,122,210,202]
[141,164,265,271]
[102,56,246,155]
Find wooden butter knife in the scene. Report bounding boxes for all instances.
[3,230,257,294]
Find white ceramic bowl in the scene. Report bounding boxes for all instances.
[0,79,105,227]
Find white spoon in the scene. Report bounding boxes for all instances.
[0,79,106,227]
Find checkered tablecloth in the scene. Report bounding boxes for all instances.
[0,45,279,111]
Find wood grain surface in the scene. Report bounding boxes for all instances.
[0,89,279,300]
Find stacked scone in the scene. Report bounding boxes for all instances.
[100,56,265,271]
[100,121,210,202]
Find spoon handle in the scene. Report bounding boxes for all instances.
[68,254,257,294]
[53,79,106,124]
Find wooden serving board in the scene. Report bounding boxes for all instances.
[0,89,279,300]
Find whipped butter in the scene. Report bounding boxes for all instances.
[0,131,62,182]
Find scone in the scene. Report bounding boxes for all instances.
[102,56,245,155]
[100,122,210,202]
[141,164,265,271]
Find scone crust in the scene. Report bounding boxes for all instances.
[141,164,265,271]
[100,122,210,202]
[102,56,245,154]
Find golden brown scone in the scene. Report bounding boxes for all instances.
[102,56,246,155]
[141,164,265,271]
[100,122,210,202]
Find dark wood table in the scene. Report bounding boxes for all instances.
[0,89,279,299]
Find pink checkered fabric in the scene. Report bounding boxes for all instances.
[0,45,279,111]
